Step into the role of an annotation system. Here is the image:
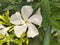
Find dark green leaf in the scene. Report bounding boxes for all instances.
[29,36,41,45]
[4,5,20,11]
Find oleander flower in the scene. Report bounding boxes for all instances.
[0,24,10,36]
[27,0,33,2]
[10,6,42,38]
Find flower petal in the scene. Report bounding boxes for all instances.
[29,8,42,26]
[14,25,27,38]
[21,6,33,19]
[0,30,5,35]
[0,27,10,35]
[4,27,10,36]
[10,12,23,25]
[27,0,33,2]
[0,24,5,29]
[27,23,39,38]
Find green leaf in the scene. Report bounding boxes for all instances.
[0,21,6,25]
[41,0,51,45]
[0,38,6,45]
[12,39,19,44]
[4,5,20,11]
[7,41,10,45]
[57,30,60,37]
[5,10,10,20]
[25,38,29,45]
[50,39,58,45]
[51,1,60,8]
[19,41,22,45]
[50,17,60,30]
[41,0,50,30]
[0,34,5,39]
[52,15,60,20]
[0,15,11,26]
[0,15,8,23]
[0,34,15,45]
[29,36,41,45]
[6,34,15,40]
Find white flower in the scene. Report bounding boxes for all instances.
[0,24,10,36]
[10,6,42,38]
[27,0,33,2]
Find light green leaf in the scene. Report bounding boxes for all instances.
[0,15,8,23]
[0,38,6,45]
[57,30,60,36]
[0,21,6,25]
[5,10,10,20]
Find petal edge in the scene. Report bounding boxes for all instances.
[27,23,39,38]
[14,25,27,38]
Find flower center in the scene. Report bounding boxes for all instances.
[24,20,29,25]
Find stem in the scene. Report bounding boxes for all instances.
[41,0,51,45]
[43,24,51,45]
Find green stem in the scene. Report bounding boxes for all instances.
[41,0,51,45]
[43,24,51,45]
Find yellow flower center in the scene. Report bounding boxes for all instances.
[24,20,29,25]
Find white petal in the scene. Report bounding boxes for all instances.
[27,0,33,2]
[0,27,10,35]
[4,27,11,32]
[27,23,39,38]
[10,12,23,25]
[35,8,41,15]
[4,27,10,36]
[0,29,5,35]
[21,6,33,19]
[29,8,42,26]
[5,32,9,36]
[0,24,5,29]
[14,25,27,38]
